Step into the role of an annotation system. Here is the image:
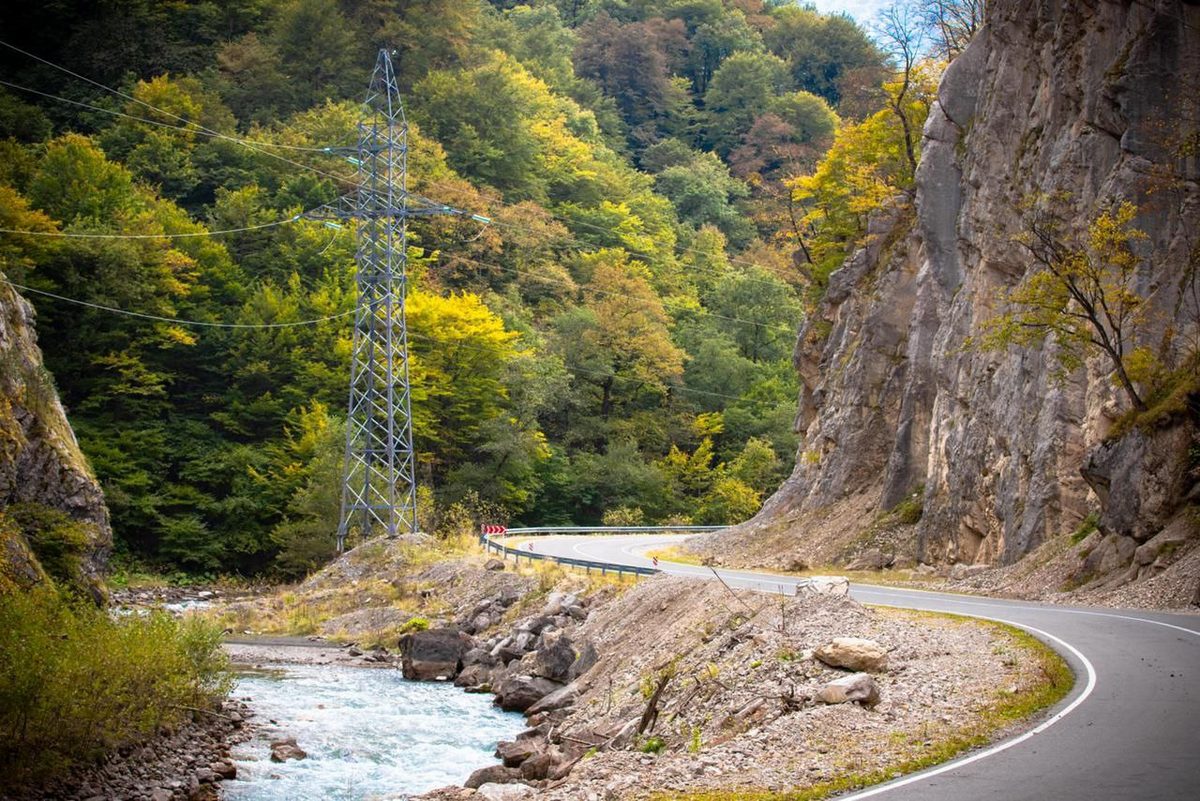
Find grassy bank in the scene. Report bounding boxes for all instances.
[0,587,232,787]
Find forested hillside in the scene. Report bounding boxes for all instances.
[0,0,927,576]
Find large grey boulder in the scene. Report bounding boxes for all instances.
[494,675,562,712]
[398,628,474,681]
[495,738,540,767]
[465,765,520,789]
[454,663,494,689]
[817,673,880,707]
[815,637,889,673]
[526,682,579,716]
[530,635,576,682]
[476,784,534,801]
[568,641,598,680]
[269,737,307,762]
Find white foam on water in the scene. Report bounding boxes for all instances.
[224,664,525,800]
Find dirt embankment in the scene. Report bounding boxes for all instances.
[215,538,1069,800]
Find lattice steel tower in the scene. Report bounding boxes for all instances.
[310,50,476,551]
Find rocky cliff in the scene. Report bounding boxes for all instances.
[0,274,111,598]
[696,0,1200,602]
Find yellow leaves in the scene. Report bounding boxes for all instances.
[1087,201,1147,274]
[159,325,197,347]
[0,185,60,278]
[129,75,202,138]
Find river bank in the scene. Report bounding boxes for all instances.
[209,538,1071,800]
[6,698,249,801]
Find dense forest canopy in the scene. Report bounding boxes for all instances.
[0,0,938,576]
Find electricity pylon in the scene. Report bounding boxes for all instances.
[308,49,486,551]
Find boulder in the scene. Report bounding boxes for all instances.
[454,663,494,689]
[526,682,579,716]
[814,637,889,672]
[463,647,499,668]
[816,673,880,707]
[949,563,989,581]
[210,760,237,780]
[465,765,520,789]
[494,675,563,712]
[477,784,534,801]
[399,628,474,681]
[846,549,892,571]
[516,616,553,634]
[269,737,307,762]
[568,641,598,680]
[484,558,505,571]
[530,636,576,682]
[496,738,541,767]
[519,750,559,781]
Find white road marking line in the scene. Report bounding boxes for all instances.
[833,615,1098,800]
[535,533,1200,800]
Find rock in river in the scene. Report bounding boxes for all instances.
[269,736,307,762]
[399,627,475,681]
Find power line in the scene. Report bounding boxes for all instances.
[1,38,806,296]
[0,216,300,239]
[403,328,788,407]
[1,278,355,329]
[432,249,800,338]
[0,78,342,152]
[0,38,376,194]
[0,278,784,406]
[429,179,805,290]
[0,40,337,153]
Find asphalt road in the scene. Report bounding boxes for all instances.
[526,533,1200,801]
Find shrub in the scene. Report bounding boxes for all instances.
[6,503,94,595]
[399,616,430,634]
[639,735,666,754]
[1070,512,1100,545]
[0,588,232,786]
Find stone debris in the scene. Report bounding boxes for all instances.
[9,699,251,801]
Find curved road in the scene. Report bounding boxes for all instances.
[525,533,1199,801]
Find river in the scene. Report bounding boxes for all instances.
[222,663,525,800]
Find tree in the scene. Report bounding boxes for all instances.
[762,5,886,107]
[696,475,760,525]
[573,14,689,141]
[704,51,791,155]
[875,2,926,178]
[920,0,985,60]
[551,250,684,421]
[787,65,938,292]
[980,201,1152,411]
[653,152,753,245]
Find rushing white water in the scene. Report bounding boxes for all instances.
[224,665,525,801]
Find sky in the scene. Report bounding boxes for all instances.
[803,0,890,26]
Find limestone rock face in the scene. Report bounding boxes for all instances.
[0,275,111,596]
[705,0,1200,586]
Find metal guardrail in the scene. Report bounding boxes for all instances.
[480,525,726,580]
